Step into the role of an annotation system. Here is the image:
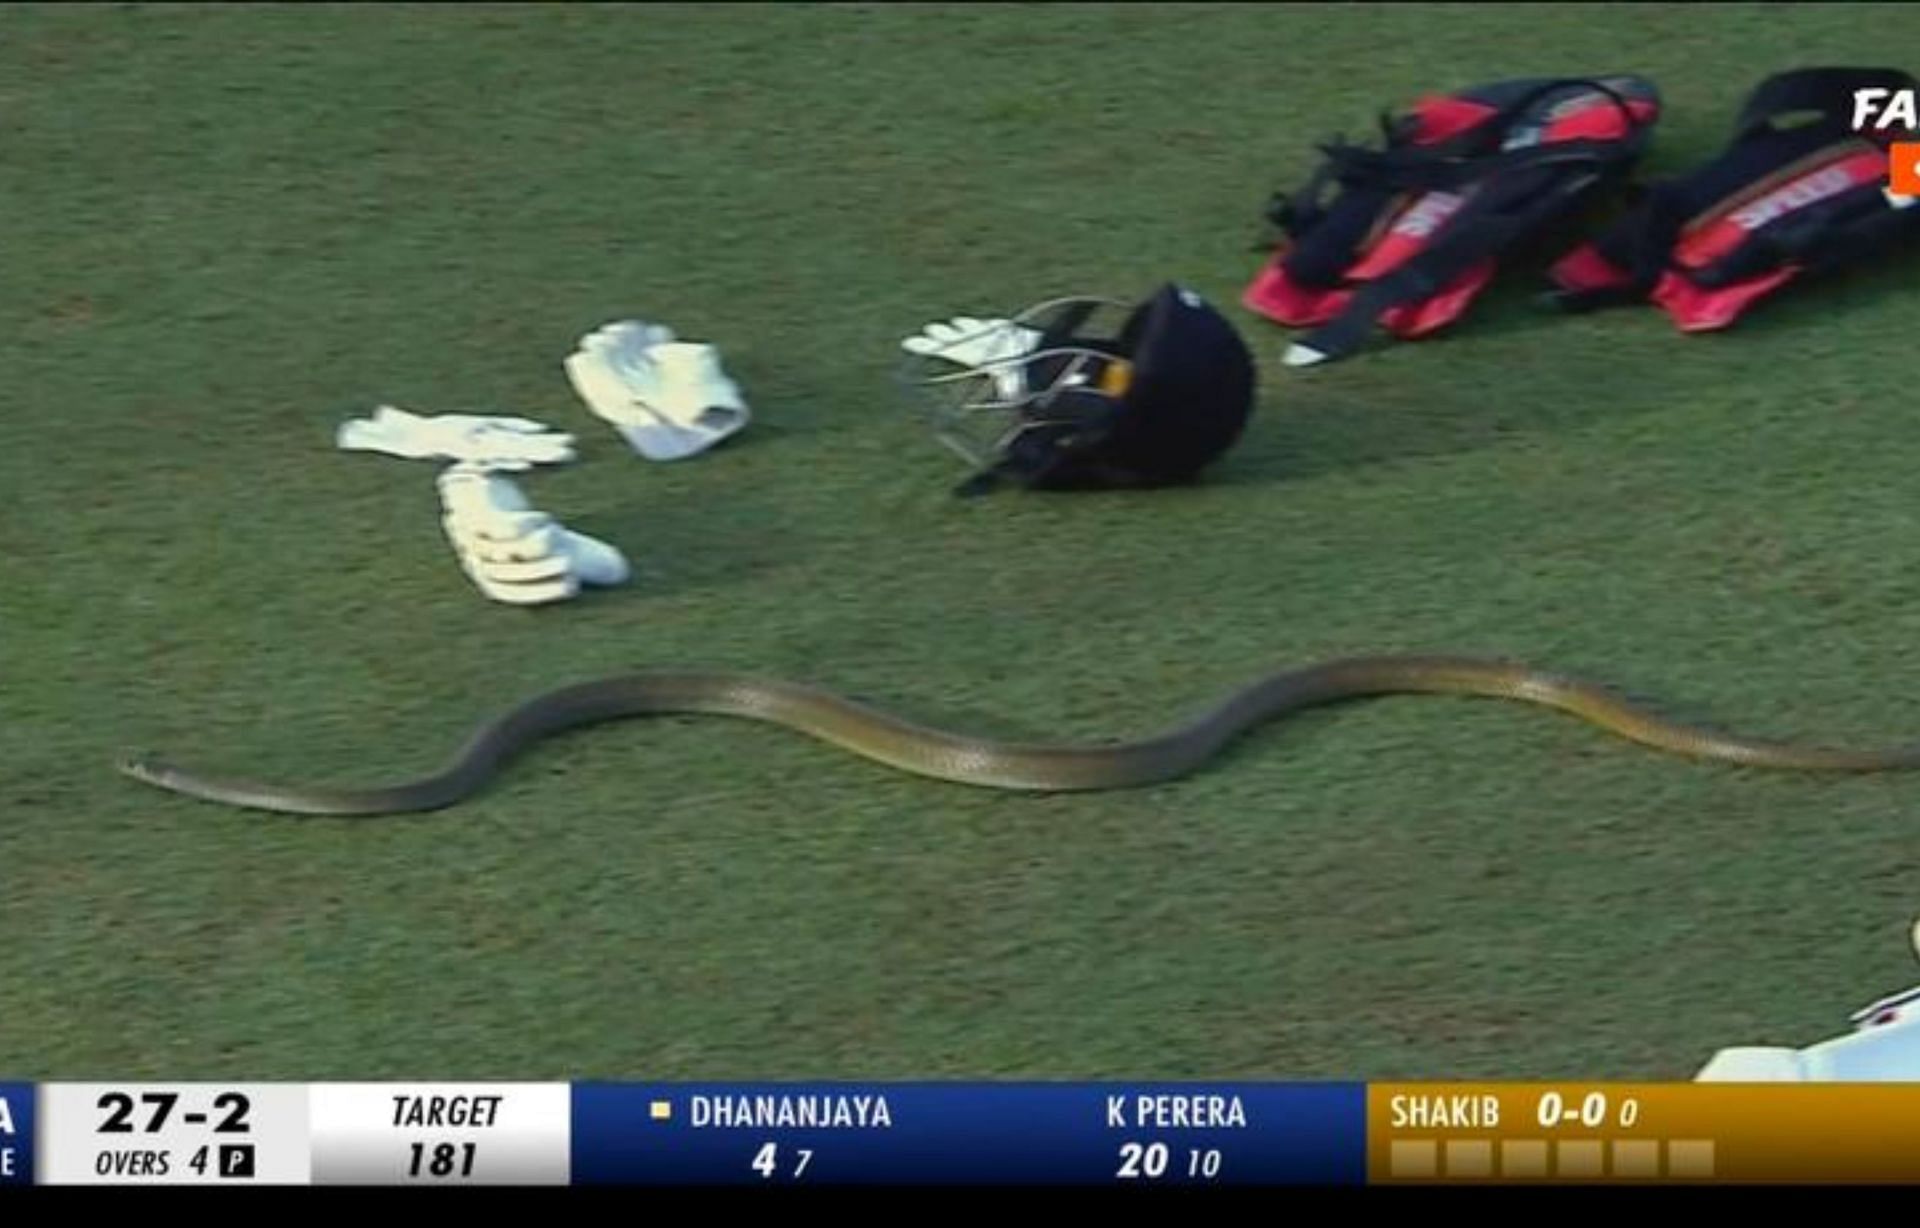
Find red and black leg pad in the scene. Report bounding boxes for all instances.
[1244,76,1661,365]
[1549,67,1920,331]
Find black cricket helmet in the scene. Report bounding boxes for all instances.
[900,283,1257,495]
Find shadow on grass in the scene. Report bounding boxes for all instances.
[568,481,810,600]
[1212,246,1917,490]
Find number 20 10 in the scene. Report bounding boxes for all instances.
[1117,1143,1222,1180]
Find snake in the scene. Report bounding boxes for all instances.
[113,655,1920,817]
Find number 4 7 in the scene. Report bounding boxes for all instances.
[751,1142,813,1179]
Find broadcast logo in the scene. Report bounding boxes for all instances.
[1853,86,1920,199]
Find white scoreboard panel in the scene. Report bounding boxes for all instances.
[309,1083,569,1185]
[33,1083,568,1186]
[39,1085,310,1185]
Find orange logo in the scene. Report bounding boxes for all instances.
[1892,143,1920,195]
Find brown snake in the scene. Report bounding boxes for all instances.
[112,655,1920,817]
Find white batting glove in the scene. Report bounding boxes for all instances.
[437,465,629,606]
[565,320,750,461]
[339,405,577,470]
[900,316,1042,369]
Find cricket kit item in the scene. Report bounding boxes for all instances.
[336,405,576,469]
[1245,75,1662,365]
[1549,66,1920,330]
[564,320,750,461]
[898,284,1256,496]
[437,464,629,606]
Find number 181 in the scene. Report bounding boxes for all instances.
[408,1141,477,1178]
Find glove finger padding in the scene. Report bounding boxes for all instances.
[436,466,629,605]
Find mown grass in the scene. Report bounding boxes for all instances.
[3,3,1918,1080]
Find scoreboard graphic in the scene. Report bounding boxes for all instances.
[3,1080,1920,1185]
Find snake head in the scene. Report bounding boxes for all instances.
[115,753,169,782]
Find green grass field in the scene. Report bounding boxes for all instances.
[5,3,1920,1082]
